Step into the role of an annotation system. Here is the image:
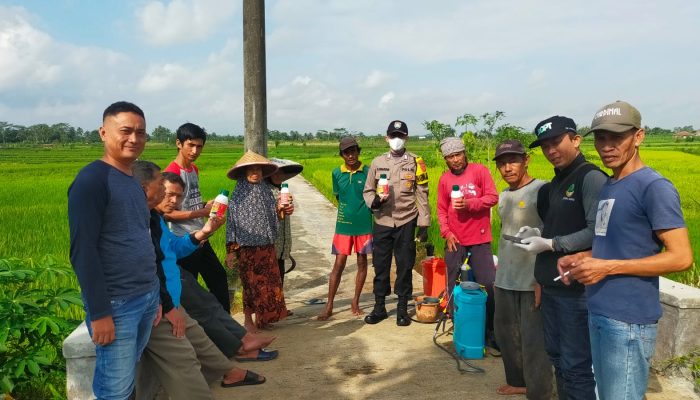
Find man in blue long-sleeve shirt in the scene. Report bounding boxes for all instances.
[68,101,160,400]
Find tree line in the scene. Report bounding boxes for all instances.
[0,119,694,146]
[0,121,369,145]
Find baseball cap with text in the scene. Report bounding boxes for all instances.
[529,116,577,148]
[589,101,641,134]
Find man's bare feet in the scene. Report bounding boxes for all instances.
[351,301,364,316]
[244,323,258,334]
[257,322,274,330]
[317,307,333,321]
[222,367,246,385]
[237,349,260,359]
[240,333,276,353]
[496,384,527,395]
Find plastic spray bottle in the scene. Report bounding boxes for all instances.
[209,189,229,218]
[451,184,463,209]
[280,183,291,205]
[460,258,471,283]
[377,174,389,198]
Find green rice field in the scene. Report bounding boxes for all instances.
[0,135,698,288]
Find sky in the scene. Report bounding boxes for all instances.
[1,0,699,136]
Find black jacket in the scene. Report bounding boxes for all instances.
[534,153,604,295]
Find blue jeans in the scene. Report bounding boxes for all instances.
[541,291,596,400]
[86,287,160,400]
[589,312,657,400]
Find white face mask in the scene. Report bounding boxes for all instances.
[388,137,406,151]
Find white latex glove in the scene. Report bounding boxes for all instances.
[516,226,541,238]
[513,235,553,254]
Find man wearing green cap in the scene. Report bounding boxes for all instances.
[557,101,693,400]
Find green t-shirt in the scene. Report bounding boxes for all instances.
[333,163,373,235]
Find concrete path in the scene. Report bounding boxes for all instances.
[211,175,696,400]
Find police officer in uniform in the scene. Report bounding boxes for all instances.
[362,120,430,326]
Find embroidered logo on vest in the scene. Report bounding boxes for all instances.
[565,184,575,198]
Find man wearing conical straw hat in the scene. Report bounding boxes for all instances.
[225,150,291,332]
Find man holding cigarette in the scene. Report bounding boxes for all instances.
[557,101,693,399]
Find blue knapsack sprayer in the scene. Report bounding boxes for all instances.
[429,251,487,373]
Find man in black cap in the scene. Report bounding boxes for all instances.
[514,116,606,400]
[362,120,430,326]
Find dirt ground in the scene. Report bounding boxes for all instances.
[210,175,698,400]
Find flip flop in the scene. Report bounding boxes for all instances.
[221,370,266,387]
[235,349,279,362]
[303,298,326,305]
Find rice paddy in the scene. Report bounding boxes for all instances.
[0,135,698,288]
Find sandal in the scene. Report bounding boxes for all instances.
[221,370,266,387]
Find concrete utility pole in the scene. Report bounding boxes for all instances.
[243,0,268,156]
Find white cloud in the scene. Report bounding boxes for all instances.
[362,70,390,89]
[267,75,368,132]
[292,76,312,86]
[0,7,58,89]
[2,1,700,135]
[378,92,395,108]
[0,6,140,129]
[0,5,244,133]
[138,64,189,92]
[136,0,236,46]
[268,1,700,65]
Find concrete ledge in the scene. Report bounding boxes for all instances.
[63,322,95,400]
[63,322,160,400]
[63,322,95,359]
[660,277,700,308]
[653,277,700,367]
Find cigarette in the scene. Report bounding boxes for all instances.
[553,271,570,282]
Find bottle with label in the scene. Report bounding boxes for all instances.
[377,174,389,197]
[280,183,291,205]
[460,258,471,283]
[451,184,463,209]
[209,189,230,218]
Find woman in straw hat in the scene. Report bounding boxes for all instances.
[267,158,303,287]
[225,150,289,332]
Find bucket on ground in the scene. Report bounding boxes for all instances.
[414,295,441,323]
[421,244,446,298]
[453,282,487,359]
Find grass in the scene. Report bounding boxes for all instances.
[0,136,698,288]
[0,137,697,399]
[299,137,700,286]
[656,348,700,392]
